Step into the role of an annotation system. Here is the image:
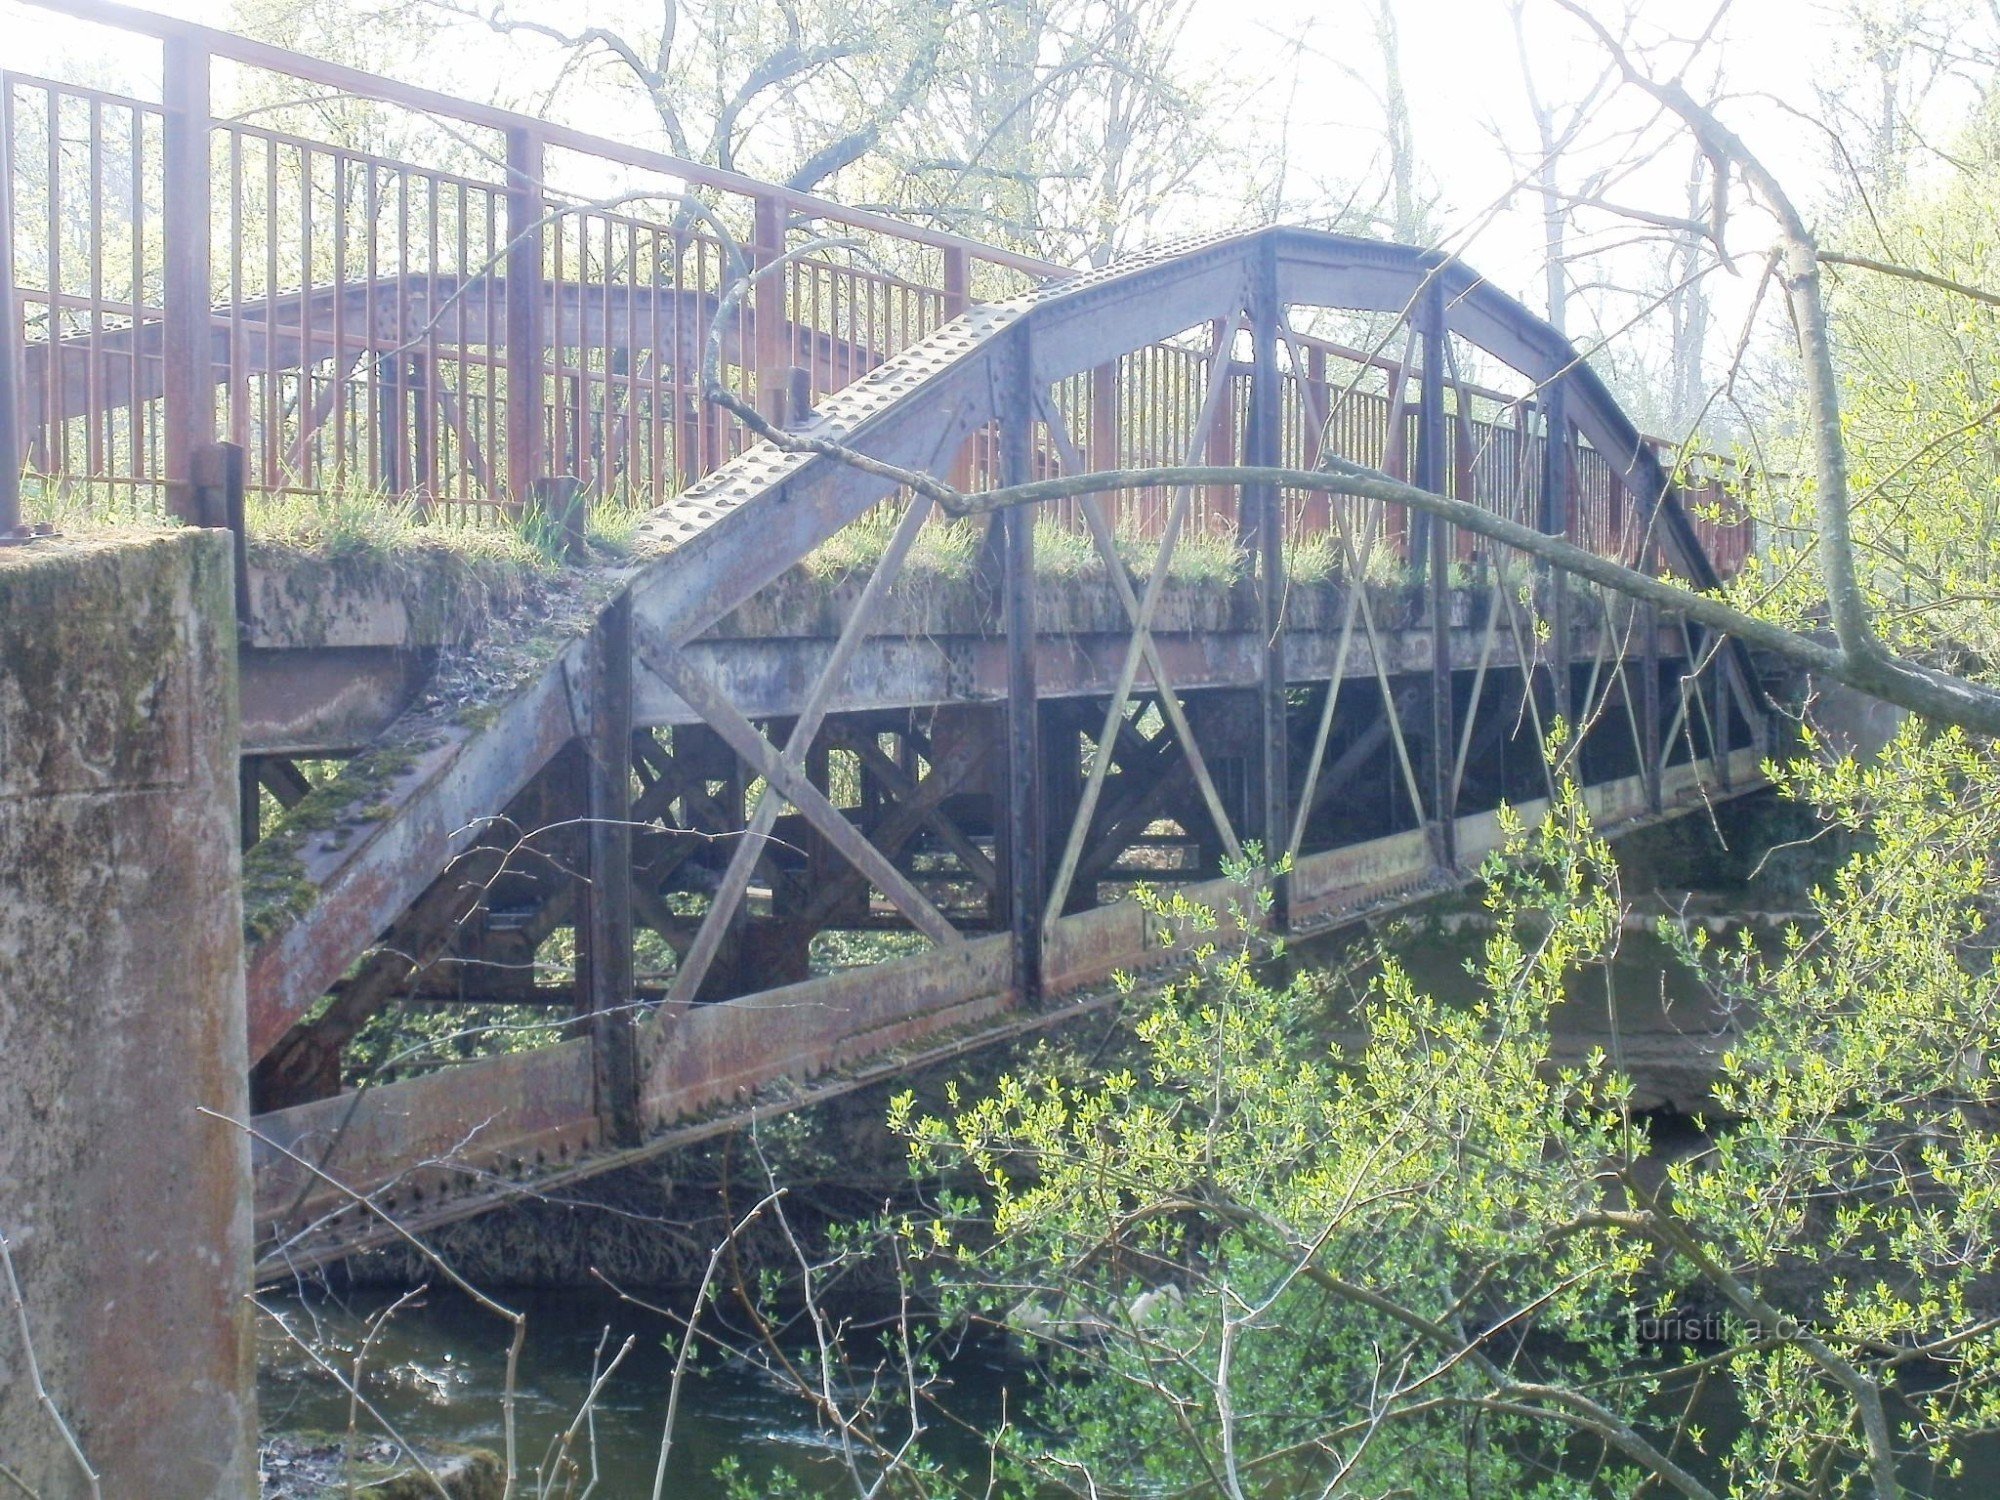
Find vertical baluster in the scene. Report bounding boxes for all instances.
[86,98,105,483]
[1090,361,1117,526]
[43,87,64,482]
[0,80,21,538]
[504,125,544,512]
[226,128,247,454]
[259,134,278,489]
[161,39,213,521]
[332,153,353,482]
[752,191,786,424]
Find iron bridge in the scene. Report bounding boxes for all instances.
[0,0,1770,1271]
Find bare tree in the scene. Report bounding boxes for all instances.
[1371,0,1425,243]
[359,0,959,194]
[873,0,1241,266]
[677,1,2000,737]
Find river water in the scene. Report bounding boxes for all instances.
[257,1277,2000,1497]
[258,1284,1013,1496]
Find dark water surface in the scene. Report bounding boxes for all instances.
[258,1276,2000,1497]
[257,1278,2000,1498]
[259,1284,1016,1497]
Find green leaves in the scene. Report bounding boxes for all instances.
[880,737,2000,1497]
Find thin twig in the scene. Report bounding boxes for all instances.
[0,1230,100,1500]
[197,1109,529,1497]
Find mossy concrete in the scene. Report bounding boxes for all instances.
[243,542,550,651]
[0,532,257,1498]
[234,539,1503,650]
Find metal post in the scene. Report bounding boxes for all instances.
[373,355,401,493]
[1000,330,1042,1006]
[162,38,214,523]
[1089,363,1119,516]
[939,253,974,487]
[1248,248,1288,913]
[0,91,24,544]
[1205,316,1234,521]
[752,192,788,425]
[1301,343,1330,536]
[504,126,545,513]
[577,590,640,1145]
[190,440,250,629]
[1540,380,1574,733]
[1416,279,1455,869]
[943,246,971,319]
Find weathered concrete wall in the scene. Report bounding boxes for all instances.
[0,532,256,1498]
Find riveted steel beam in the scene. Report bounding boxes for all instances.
[1000,327,1043,1004]
[577,591,640,1145]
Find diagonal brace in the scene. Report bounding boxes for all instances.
[1036,391,1242,872]
[660,495,938,1006]
[1044,313,1248,925]
[641,643,962,947]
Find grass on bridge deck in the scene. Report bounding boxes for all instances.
[14,469,1463,618]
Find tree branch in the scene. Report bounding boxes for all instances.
[1819,249,2000,311]
[709,321,2000,733]
[1553,0,1886,670]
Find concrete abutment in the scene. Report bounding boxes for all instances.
[0,532,257,1499]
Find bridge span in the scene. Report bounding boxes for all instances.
[0,2,1770,1277]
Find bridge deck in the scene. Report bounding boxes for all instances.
[238,551,1665,749]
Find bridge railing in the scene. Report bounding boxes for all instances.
[1042,322,1751,579]
[1,0,1047,524]
[2,0,1751,578]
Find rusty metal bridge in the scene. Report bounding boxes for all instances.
[3,0,1768,1271]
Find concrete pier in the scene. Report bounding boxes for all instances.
[0,532,256,1499]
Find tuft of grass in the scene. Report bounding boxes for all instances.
[245,487,546,569]
[1285,530,1411,587]
[800,505,1254,587]
[582,490,654,557]
[1034,515,1246,586]
[795,508,1460,593]
[1287,532,1343,584]
[20,469,652,569]
[17,475,173,534]
[801,507,987,582]
[23,469,1425,593]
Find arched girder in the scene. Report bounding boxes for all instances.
[621,227,1738,669]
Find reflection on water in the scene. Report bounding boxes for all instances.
[259,1285,1015,1497]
